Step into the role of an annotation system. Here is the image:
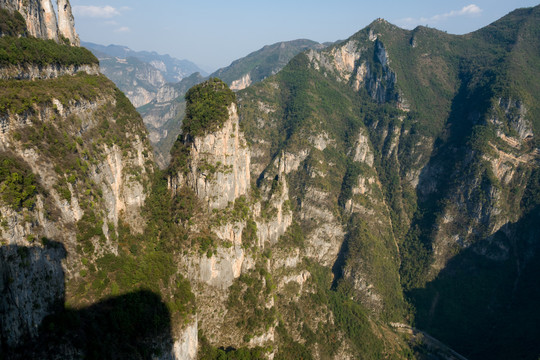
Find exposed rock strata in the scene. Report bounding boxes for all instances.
[0,63,100,80]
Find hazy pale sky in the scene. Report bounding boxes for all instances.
[71,1,539,72]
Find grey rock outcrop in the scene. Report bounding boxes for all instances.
[157,319,198,360]
[41,0,58,42]
[0,63,100,80]
[57,0,79,45]
[307,34,400,105]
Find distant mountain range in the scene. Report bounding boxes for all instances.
[82,42,207,83]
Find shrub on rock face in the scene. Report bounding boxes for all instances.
[0,9,27,37]
[182,77,236,137]
[0,155,38,210]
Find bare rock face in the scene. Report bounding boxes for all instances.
[181,104,251,210]
[56,0,79,46]
[307,36,400,105]
[155,319,198,360]
[0,0,45,38]
[0,0,79,45]
[230,73,252,91]
[40,0,58,41]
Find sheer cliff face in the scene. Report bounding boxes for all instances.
[0,71,154,350]
[0,0,79,45]
[174,104,250,210]
[57,0,80,46]
[41,0,58,42]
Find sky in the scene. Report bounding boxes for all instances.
[70,0,539,73]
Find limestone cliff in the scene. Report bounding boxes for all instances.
[0,74,155,347]
[307,24,400,105]
[230,72,252,91]
[41,0,58,42]
[56,0,79,46]
[171,103,250,209]
[0,63,100,80]
[0,0,79,45]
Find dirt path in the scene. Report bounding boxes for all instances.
[391,323,469,360]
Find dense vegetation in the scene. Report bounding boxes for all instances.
[0,73,111,115]
[0,9,27,37]
[0,8,95,68]
[182,77,236,137]
[0,36,98,67]
[0,154,39,210]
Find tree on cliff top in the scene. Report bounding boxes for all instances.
[182,77,236,137]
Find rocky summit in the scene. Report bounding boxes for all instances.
[0,2,539,360]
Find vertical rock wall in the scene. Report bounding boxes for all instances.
[40,0,58,42]
[0,244,66,347]
[0,0,79,45]
[56,0,79,45]
[181,103,251,210]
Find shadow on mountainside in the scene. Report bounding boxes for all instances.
[0,241,173,359]
[404,57,540,359]
[409,206,540,360]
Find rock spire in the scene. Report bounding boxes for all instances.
[56,0,79,46]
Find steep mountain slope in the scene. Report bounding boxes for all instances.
[237,5,540,360]
[2,2,540,360]
[167,78,416,359]
[89,50,167,108]
[210,39,325,90]
[0,7,196,358]
[404,7,540,359]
